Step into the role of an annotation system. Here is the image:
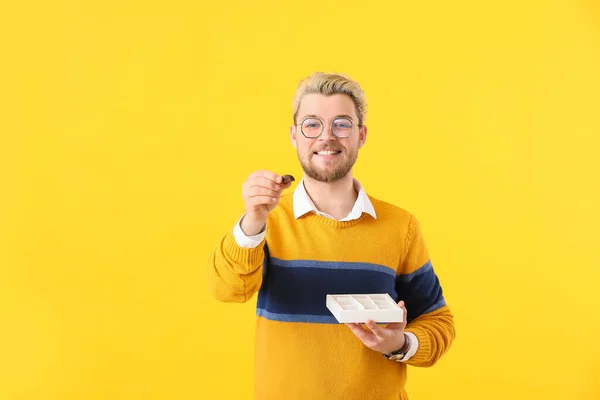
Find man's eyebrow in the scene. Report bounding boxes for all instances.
[300,114,355,120]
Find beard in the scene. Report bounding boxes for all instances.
[298,146,358,183]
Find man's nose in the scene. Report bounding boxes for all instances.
[318,123,337,141]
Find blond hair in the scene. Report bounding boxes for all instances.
[292,72,367,126]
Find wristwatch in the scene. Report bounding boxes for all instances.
[383,333,411,362]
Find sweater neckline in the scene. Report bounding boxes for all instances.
[301,211,369,228]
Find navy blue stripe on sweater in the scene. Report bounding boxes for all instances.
[256,254,446,324]
[256,257,397,324]
[395,260,446,323]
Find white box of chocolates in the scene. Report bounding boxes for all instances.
[326,293,404,323]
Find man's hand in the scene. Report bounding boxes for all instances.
[345,300,408,354]
[240,170,294,236]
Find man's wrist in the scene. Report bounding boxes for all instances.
[382,333,411,361]
[401,331,419,361]
[400,333,411,353]
[232,214,266,249]
[240,214,266,236]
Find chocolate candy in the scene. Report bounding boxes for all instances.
[281,174,295,184]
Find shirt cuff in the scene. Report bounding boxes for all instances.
[232,214,266,249]
[402,332,419,362]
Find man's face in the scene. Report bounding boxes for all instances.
[291,93,367,183]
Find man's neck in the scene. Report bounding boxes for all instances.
[303,174,358,220]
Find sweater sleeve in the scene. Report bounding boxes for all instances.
[396,215,456,367]
[207,230,266,303]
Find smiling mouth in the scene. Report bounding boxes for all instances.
[313,150,342,156]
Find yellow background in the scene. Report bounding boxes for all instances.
[1,0,599,399]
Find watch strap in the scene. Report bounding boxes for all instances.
[383,333,411,361]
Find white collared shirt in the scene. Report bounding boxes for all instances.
[233,177,376,248]
[293,177,377,221]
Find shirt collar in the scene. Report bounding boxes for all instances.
[292,177,377,221]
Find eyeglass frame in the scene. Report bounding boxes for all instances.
[295,116,362,139]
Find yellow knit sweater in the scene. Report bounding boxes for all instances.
[208,192,455,400]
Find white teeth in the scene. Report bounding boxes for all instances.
[316,150,339,156]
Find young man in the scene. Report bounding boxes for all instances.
[208,72,455,400]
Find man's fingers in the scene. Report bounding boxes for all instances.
[245,186,280,198]
[345,323,376,344]
[245,177,281,192]
[244,177,294,196]
[398,300,408,328]
[385,322,404,329]
[246,171,296,187]
[365,320,388,340]
[391,300,408,330]
[248,170,282,184]
[280,181,293,190]
[248,196,278,208]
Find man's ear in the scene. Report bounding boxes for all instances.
[358,125,368,148]
[290,125,298,149]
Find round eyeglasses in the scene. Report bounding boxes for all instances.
[297,117,358,138]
